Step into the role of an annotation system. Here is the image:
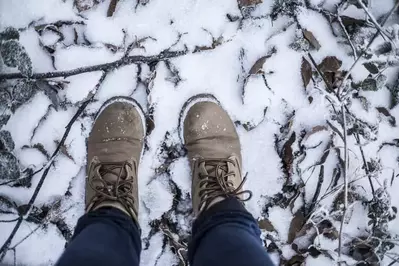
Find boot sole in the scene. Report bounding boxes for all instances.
[178,93,221,144]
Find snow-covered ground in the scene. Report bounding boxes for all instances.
[1,0,399,265]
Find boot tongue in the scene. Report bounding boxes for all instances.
[99,164,129,183]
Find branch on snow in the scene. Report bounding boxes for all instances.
[0,49,188,80]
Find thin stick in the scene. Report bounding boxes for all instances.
[336,14,357,60]
[357,0,391,42]
[354,133,376,195]
[0,49,187,80]
[338,105,348,264]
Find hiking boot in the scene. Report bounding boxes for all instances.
[181,95,252,215]
[86,97,145,223]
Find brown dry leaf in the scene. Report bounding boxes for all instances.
[281,132,296,178]
[249,55,270,75]
[238,0,262,7]
[301,57,312,88]
[258,218,275,232]
[287,209,306,244]
[376,107,396,126]
[107,0,119,17]
[303,125,328,141]
[318,56,342,73]
[302,29,321,50]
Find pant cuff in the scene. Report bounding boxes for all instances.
[189,197,257,263]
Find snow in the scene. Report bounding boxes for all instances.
[0,0,78,29]
[1,0,399,265]
[54,45,120,71]
[169,157,191,194]
[96,64,138,101]
[4,92,51,150]
[62,72,104,104]
[141,174,174,220]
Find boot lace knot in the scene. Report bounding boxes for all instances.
[197,158,252,211]
[87,160,137,218]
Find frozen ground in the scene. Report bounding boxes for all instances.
[1,0,399,265]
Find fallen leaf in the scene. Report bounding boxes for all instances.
[258,218,275,232]
[0,40,33,77]
[249,55,270,75]
[302,29,321,50]
[107,0,119,17]
[361,75,387,92]
[238,0,262,7]
[303,125,328,141]
[281,132,296,178]
[35,80,60,110]
[375,42,392,55]
[340,16,367,29]
[318,56,342,73]
[363,62,379,74]
[301,57,312,88]
[287,209,306,244]
[362,78,377,91]
[376,107,396,126]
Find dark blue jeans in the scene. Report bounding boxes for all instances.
[56,198,274,266]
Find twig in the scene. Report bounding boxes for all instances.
[327,120,345,141]
[387,256,399,266]
[9,224,41,249]
[336,14,357,60]
[338,1,399,97]
[107,0,119,17]
[353,133,376,196]
[0,72,108,261]
[0,218,19,223]
[307,165,324,216]
[356,0,391,42]
[338,105,348,264]
[0,166,45,187]
[0,49,187,80]
[124,36,157,57]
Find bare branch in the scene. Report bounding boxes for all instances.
[336,14,357,60]
[356,0,392,42]
[338,105,348,264]
[0,49,187,80]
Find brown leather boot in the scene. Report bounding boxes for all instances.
[86,96,145,224]
[181,95,252,216]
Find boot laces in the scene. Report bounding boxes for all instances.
[198,158,252,211]
[88,160,137,217]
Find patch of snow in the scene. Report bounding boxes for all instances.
[4,92,51,150]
